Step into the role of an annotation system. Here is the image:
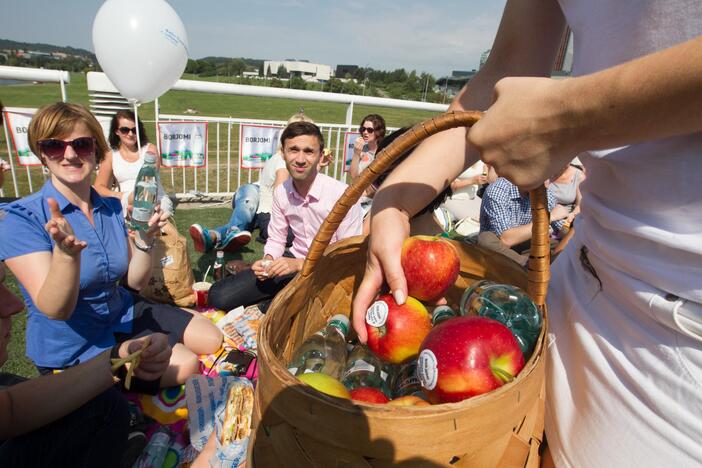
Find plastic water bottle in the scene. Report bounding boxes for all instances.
[431,305,457,326]
[461,281,542,358]
[341,344,392,398]
[132,426,173,468]
[130,152,160,231]
[213,250,225,281]
[287,314,350,379]
[391,360,427,400]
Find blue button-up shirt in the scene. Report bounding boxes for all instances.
[0,181,134,368]
[479,178,564,237]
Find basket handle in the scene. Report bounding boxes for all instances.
[301,111,550,307]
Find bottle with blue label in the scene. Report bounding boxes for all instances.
[133,426,173,468]
[460,280,543,358]
[130,152,160,231]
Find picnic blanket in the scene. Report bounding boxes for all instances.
[123,305,263,466]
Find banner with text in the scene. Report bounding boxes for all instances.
[158,121,208,168]
[343,132,361,173]
[4,110,41,166]
[239,124,282,169]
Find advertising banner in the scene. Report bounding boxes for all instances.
[158,121,208,168]
[4,110,41,166]
[343,131,361,173]
[239,124,282,169]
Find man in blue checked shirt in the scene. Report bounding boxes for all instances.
[478,177,571,266]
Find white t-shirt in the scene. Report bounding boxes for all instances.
[546,1,702,466]
[111,146,149,193]
[256,152,286,214]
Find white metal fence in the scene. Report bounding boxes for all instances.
[1,67,447,199]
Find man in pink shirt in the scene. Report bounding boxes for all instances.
[208,121,361,312]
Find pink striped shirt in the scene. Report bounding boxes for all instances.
[264,173,362,259]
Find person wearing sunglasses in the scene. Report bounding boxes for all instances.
[0,102,222,394]
[94,109,173,218]
[349,114,386,217]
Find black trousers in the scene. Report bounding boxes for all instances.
[208,267,295,312]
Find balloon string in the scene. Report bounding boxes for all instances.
[133,101,142,153]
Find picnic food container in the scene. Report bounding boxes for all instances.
[249,111,550,467]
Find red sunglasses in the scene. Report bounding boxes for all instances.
[37,137,97,160]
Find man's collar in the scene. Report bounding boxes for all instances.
[287,172,322,201]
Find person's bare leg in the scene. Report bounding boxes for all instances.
[160,343,200,386]
[182,315,223,355]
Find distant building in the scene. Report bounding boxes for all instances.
[242,71,259,78]
[263,60,332,82]
[479,49,491,69]
[435,70,477,97]
[335,64,358,78]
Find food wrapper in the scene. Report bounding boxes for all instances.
[216,305,264,351]
[209,380,254,468]
[185,375,246,451]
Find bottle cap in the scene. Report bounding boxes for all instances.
[216,250,224,258]
[328,314,350,337]
[144,152,157,164]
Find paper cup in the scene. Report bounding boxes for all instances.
[193,281,212,309]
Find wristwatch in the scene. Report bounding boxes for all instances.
[133,236,155,253]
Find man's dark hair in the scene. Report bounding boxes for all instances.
[280,121,324,152]
[372,127,451,217]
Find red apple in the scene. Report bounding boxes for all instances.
[417,316,525,403]
[350,387,390,404]
[401,236,460,302]
[365,295,432,364]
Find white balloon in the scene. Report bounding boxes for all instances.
[92,0,189,103]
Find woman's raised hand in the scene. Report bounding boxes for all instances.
[45,198,87,256]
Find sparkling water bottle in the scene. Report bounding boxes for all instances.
[287,314,350,379]
[461,281,542,358]
[213,250,225,281]
[133,426,173,468]
[390,360,428,399]
[431,305,457,326]
[341,344,392,398]
[130,152,160,232]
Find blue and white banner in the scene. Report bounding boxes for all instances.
[4,110,41,166]
[239,124,282,169]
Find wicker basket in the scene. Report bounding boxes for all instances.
[249,111,550,467]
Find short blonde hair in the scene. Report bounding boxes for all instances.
[287,111,314,125]
[28,102,109,164]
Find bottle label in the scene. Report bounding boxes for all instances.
[131,206,153,222]
[398,375,420,391]
[417,349,438,390]
[343,360,374,378]
[366,301,388,327]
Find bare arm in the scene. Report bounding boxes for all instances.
[0,334,170,438]
[469,34,702,189]
[500,224,533,248]
[5,198,86,320]
[93,150,122,199]
[349,141,362,180]
[272,168,289,188]
[351,0,567,342]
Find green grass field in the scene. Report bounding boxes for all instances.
[3,203,263,378]
[1,72,440,197]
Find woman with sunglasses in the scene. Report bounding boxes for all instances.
[94,109,173,217]
[350,114,386,216]
[0,102,222,391]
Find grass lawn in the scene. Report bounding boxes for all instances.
[2,202,264,379]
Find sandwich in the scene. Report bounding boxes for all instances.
[220,383,254,446]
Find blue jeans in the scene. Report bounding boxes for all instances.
[214,184,260,237]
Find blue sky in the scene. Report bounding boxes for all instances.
[0,0,507,77]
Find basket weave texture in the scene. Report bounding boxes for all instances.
[250,111,550,467]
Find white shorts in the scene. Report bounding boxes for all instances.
[545,234,702,467]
